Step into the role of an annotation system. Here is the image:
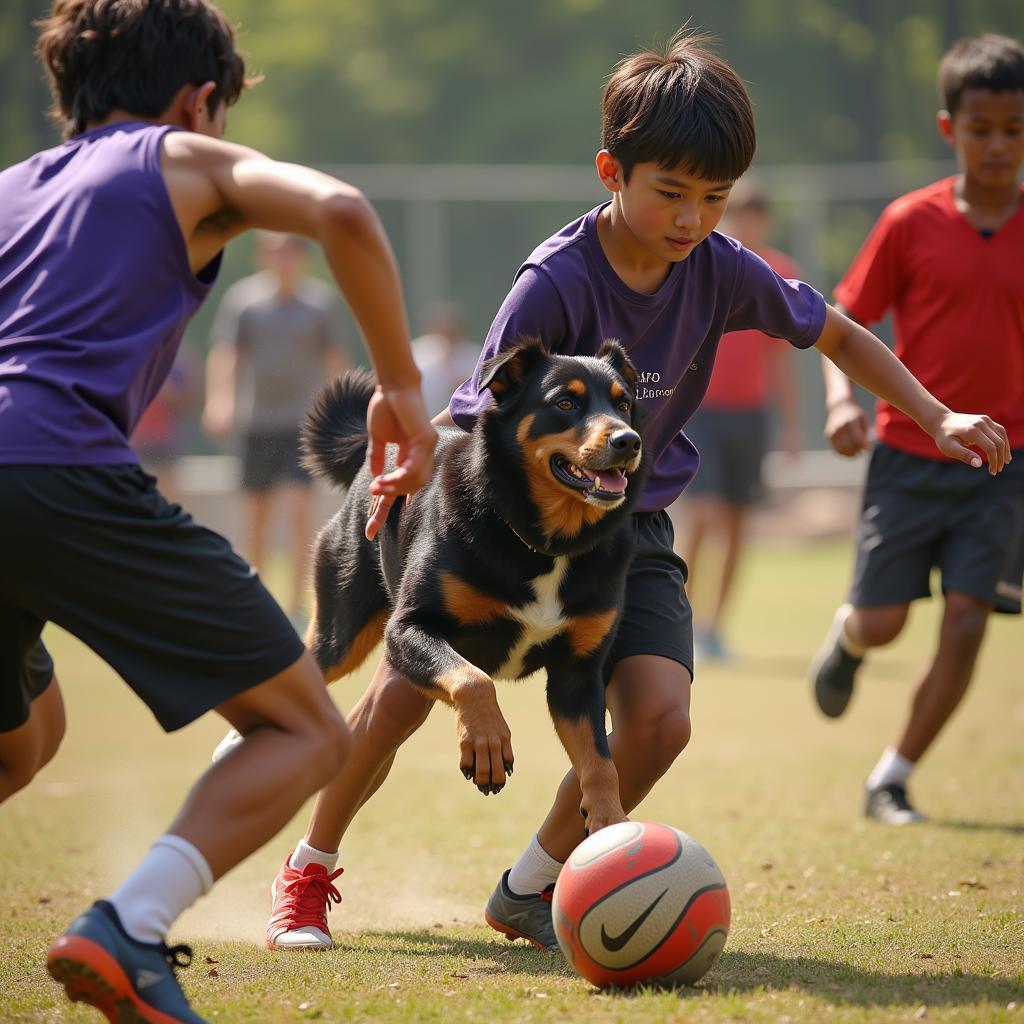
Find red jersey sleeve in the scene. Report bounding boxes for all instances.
[833,202,908,327]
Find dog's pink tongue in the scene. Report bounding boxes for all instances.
[584,468,628,493]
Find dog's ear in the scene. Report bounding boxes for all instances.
[478,337,549,398]
[597,338,637,392]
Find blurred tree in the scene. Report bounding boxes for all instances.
[1,0,58,164]
[4,0,1022,168]
[208,0,1023,165]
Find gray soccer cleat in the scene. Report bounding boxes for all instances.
[484,870,559,951]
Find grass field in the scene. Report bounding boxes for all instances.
[2,540,1022,1023]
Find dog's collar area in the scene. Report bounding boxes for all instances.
[499,515,548,556]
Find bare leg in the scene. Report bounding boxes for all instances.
[245,489,272,574]
[893,591,990,764]
[536,654,692,862]
[305,657,433,853]
[284,483,314,618]
[710,503,747,634]
[170,650,349,880]
[678,496,717,609]
[0,676,66,803]
[844,604,909,651]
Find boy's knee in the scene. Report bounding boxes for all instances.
[853,607,906,647]
[621,704,691,772]
[943,596,990,648]
[373,670,432,739]
[308,707,351,785]
[39,701,67,769]
[0,756,40,801]
[655,706,692,764]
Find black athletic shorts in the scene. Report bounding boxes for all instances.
[0,464,306,733]
[607,510,694,681]
[849,444,1024,615]
[242,430,312,491]
[684,407,768,506]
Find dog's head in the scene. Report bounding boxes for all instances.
[477,337,646,543]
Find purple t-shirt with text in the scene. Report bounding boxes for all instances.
[450,203,826,512]
[0,122,220,464]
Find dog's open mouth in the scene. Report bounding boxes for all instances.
[551,455,629,501]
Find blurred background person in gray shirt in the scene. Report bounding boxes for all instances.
[203,232,348,627]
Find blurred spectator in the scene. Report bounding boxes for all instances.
[411,302,481,417]
[203,232,347,625]
[131,347,197,504]
[674,179,802,662]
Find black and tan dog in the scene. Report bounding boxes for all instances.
[302,338,647,832]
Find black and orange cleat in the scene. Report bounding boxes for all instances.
[47,900,206,1023]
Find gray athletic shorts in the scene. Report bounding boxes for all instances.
[607,510,694,680]
[685,407,768,506]
[0,465,306,733]
[242,430,313,491]
[849,444,1024,615]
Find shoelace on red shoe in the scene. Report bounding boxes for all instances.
[278,868,344,930]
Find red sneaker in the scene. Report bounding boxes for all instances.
[265,856,343,950]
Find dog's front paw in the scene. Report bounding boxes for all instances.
[453,681,514,795]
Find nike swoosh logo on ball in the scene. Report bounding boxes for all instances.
[600,887,668,952]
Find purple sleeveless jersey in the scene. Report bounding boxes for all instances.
[0,121,220,464]
[450,203,827,512]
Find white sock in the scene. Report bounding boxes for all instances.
[866,746,915,790]
[507,833,563,895]
[836,604,867,658]
[290,839,339,873]
[109,834,214,945]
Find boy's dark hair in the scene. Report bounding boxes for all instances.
[938,33,1024,115]
[37,0,249,138]
[601,29,755,184]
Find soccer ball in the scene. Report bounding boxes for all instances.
[552,821,730,988]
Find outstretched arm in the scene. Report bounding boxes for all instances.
[814,305,1009,474]
[161,133,436,495]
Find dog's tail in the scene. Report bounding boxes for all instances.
[300,369,376,487]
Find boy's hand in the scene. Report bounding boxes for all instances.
[931,412,1010,475]
[824,397,870,457]
[364,385,437,522]
[365,493,397,540]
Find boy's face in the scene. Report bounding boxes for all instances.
[598,154,733,264]
[939,88,1024,189]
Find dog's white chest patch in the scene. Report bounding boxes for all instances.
[495,556,569,680]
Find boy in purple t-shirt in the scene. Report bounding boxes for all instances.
[0,1,434,1021]
[260,30,1010,953]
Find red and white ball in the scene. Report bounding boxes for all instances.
[552,821,730,989]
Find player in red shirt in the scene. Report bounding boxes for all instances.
[811,33,1024,824]
[678,180,801,662]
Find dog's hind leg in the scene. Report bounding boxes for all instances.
[309,526,390,682]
